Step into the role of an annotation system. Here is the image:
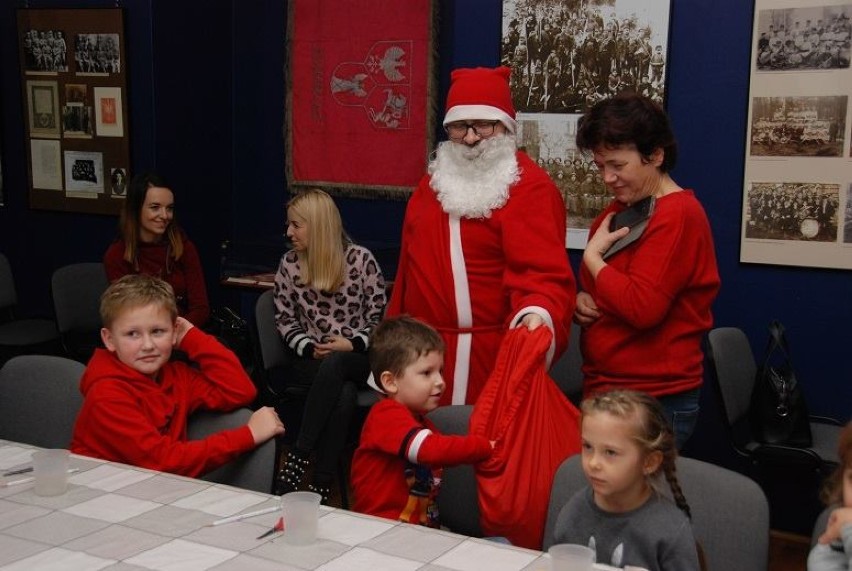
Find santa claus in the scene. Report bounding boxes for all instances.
[385,66,576,405]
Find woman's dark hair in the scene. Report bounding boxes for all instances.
[576,92,678,172]
[118,171,184,268]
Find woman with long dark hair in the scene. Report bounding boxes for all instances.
[103,172,209,326]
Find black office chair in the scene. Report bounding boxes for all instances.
[706,327,840,471]
[706,326,842,534]
[253,289,378,506]
[187,407,277,494]
[0,355,85,448]
[0,253,60,363]
[427,404,482,537]
[51,262,109,363]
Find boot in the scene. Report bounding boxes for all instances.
[274,449,310,496]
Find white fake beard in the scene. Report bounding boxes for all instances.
[429,134,519,219]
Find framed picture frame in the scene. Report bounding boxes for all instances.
[26,80,61,138]
[500,0,673,249]
[739,0,852,270]
[285,0,437,200]
[17,8,130,215]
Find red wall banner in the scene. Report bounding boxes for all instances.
[286,0,436,198]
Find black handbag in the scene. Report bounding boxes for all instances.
[205,307,254,370]
[750,320,813,447]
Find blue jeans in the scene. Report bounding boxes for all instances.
[656,388,700,450]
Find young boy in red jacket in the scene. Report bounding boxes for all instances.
[351,316,493,527]
[70,274,284,477]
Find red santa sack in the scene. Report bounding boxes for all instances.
[470,326,582,549]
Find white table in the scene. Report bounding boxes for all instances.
[0,440,623,571]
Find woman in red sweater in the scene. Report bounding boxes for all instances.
[104,172,210,327]
[573,93,720,449]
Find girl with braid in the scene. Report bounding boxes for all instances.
[553,390,702,570]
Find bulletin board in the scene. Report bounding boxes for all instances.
[17,8,130,215]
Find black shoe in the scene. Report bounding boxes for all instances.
[308,482,331,505]
[274,450,310,496]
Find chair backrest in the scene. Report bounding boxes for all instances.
[706,327,757,428]
[254,289,288,372]
[426,404,482,537]
[0,253,18,310]
[543,455,770,571]
[549,321,583,402]
[51,263,109,361]
[679,456,769,571]
[0,355,86,448]
[186,407,276,494]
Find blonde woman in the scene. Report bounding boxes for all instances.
[273,188,386,502]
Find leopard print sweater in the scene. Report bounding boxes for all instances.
[273,244,386,357]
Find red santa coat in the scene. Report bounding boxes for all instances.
[388,151,576,405]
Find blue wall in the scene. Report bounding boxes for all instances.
[0,0,849,421]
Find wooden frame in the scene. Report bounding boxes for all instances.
[17,8,130,215]
[500,0,673,249]
[739,0,852,270]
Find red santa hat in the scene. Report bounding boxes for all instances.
[443,66,517,134]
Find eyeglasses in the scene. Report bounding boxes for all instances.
[444,120,500,141]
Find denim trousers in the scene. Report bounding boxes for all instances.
[656,388,701,450]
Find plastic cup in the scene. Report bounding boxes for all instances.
[548,543,595,571]
[32,449,70,496]
[280,491,321,545]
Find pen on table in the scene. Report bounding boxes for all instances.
[256,516,284,539]
[2,466,34,477]
[0,468,80,487]
[208,505,280,526]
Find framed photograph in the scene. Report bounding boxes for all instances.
[75,33,121,75]
[63,150,103,195]
[30,139,63,190]
[110,167,127,197]
[286,0,437,199]
[17,8,129,215]
[740,0,852,270]
[94,86,124,137]
[21,29,69,73]
[500,0,673,248]
[26,80,61,138]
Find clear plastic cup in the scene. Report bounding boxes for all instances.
[32,449,70,496]
[548,543,595,571]
[280,491,321,545]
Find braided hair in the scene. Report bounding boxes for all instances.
[581,390,692,519]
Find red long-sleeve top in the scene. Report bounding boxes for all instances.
[103,232,210,327]
[70,327,256,477]
[351,399,492,527]
[580,190,720,397]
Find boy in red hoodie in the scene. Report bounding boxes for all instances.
[351,316,493,527]
[70,274,284,477]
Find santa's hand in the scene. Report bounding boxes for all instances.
[520,313,544,330]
